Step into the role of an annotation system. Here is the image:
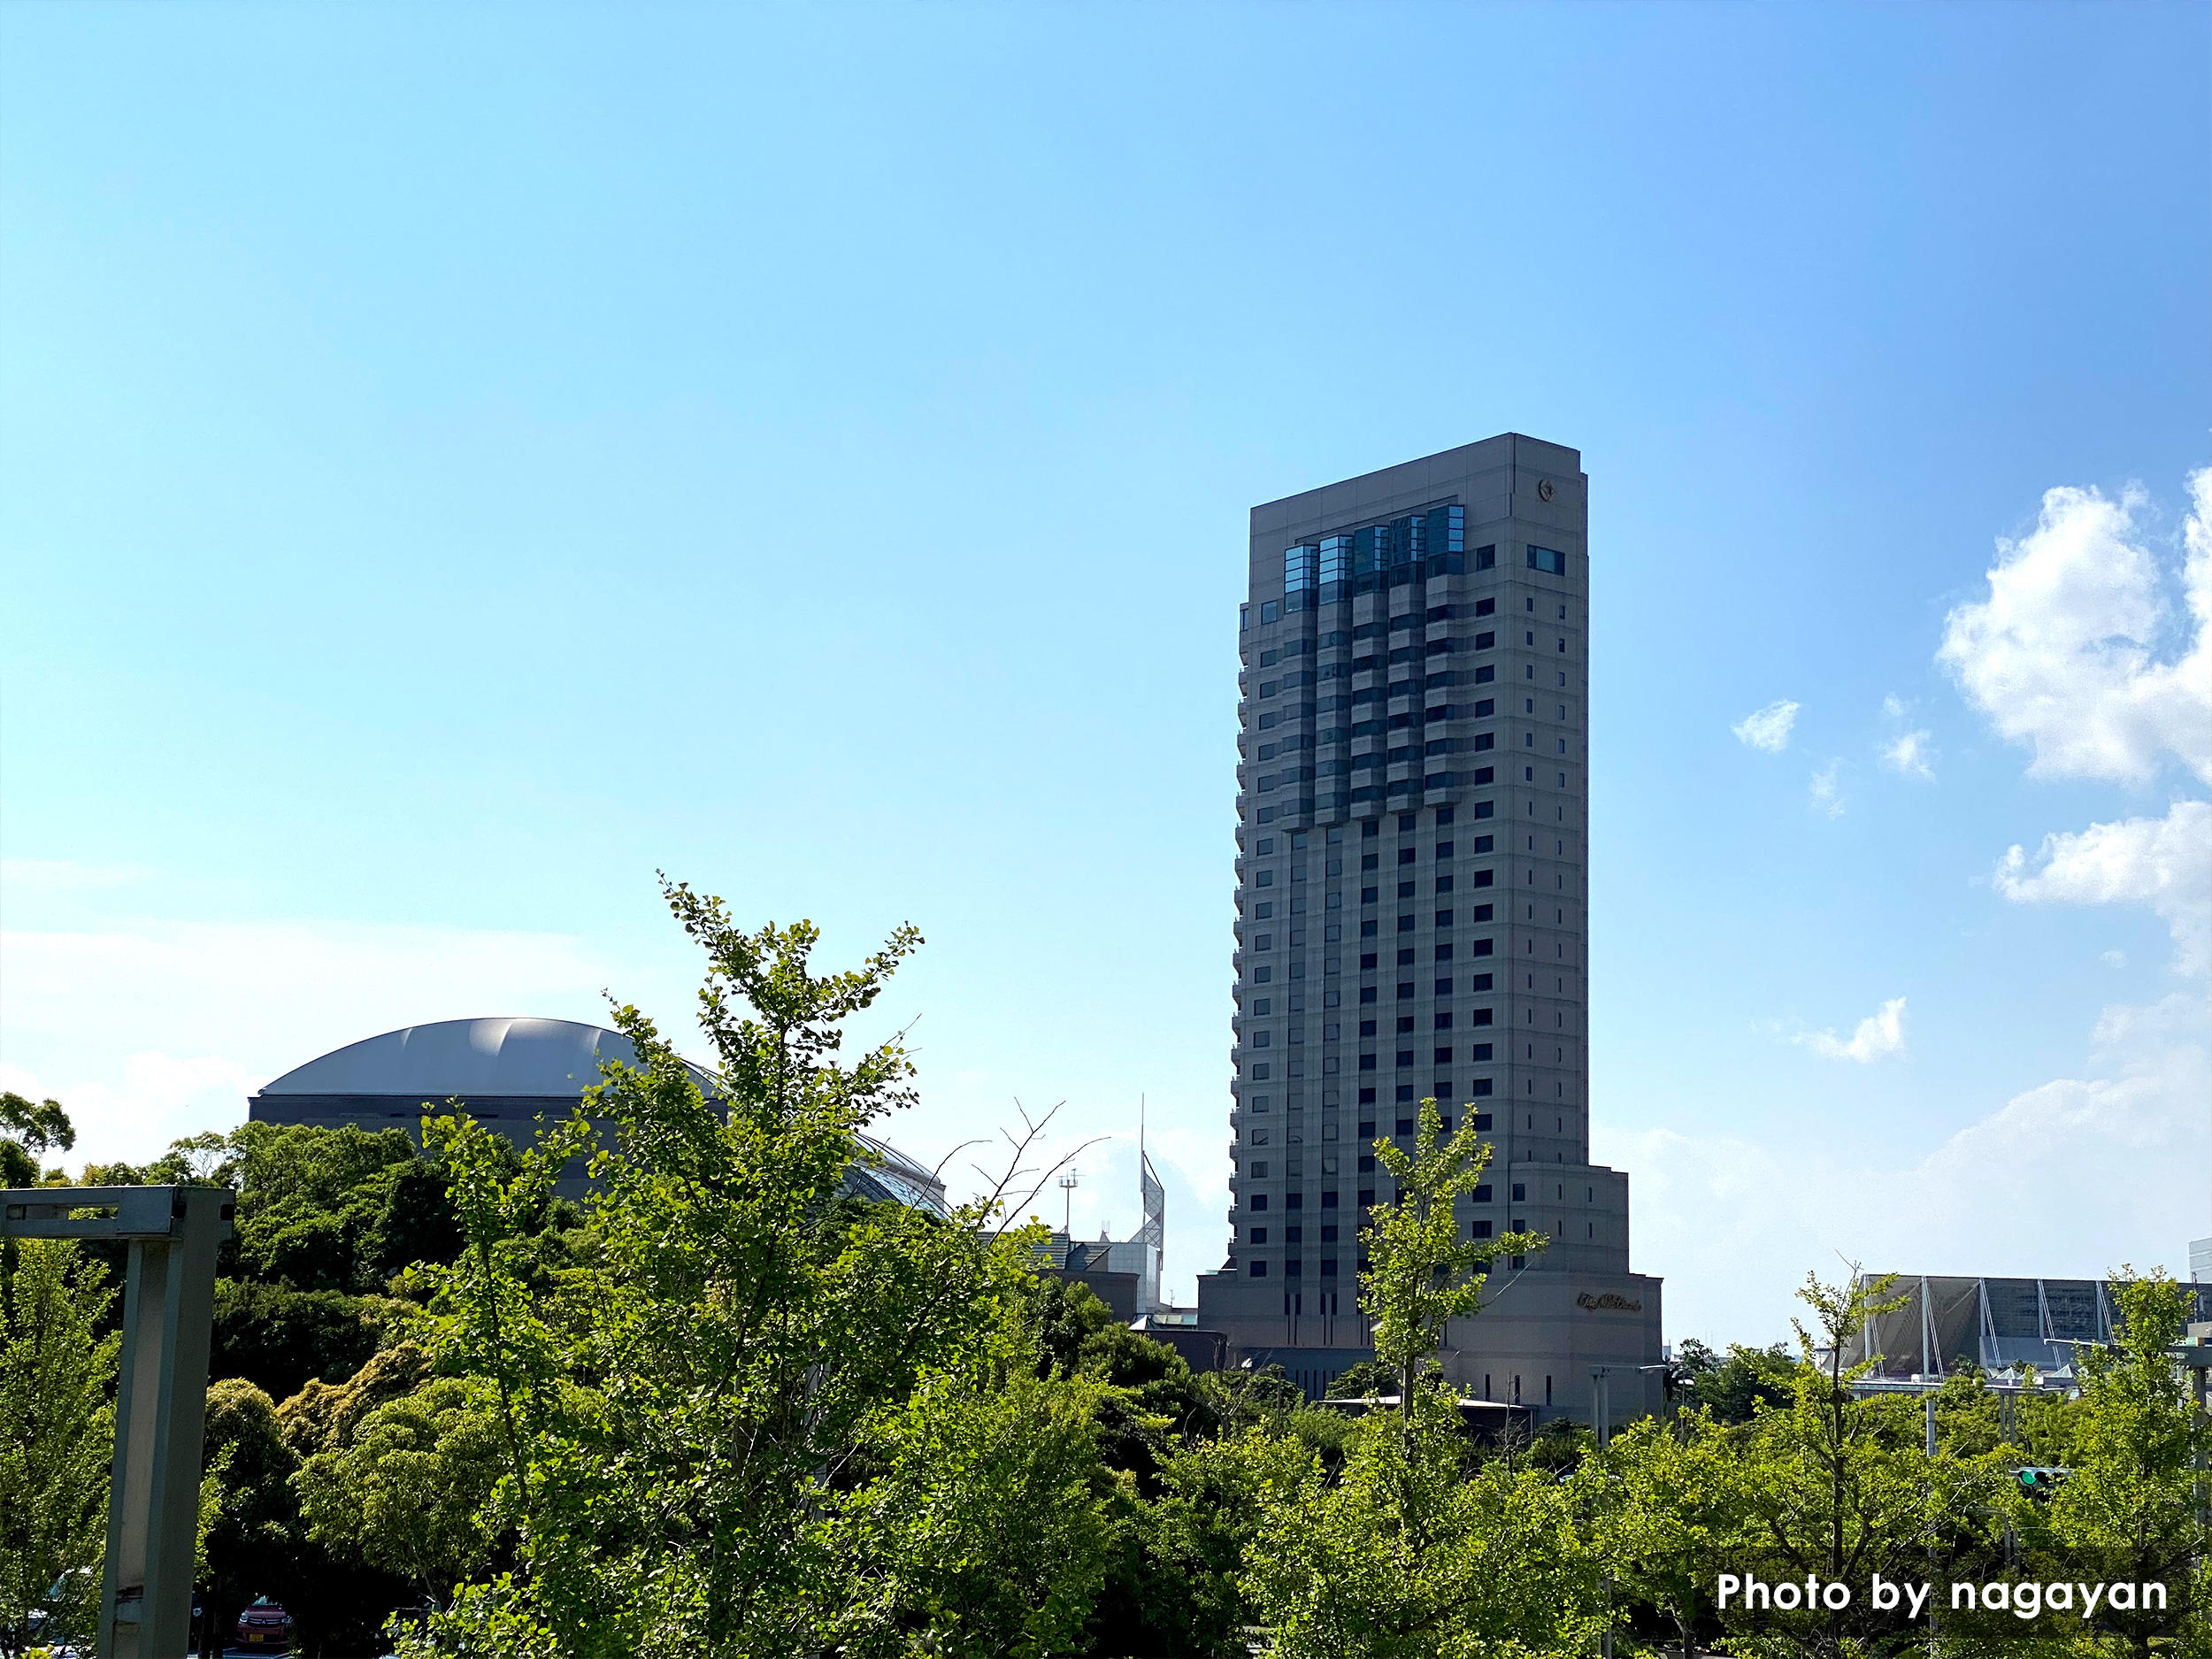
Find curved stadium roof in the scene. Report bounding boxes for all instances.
[256,1017,947,1215]
[260,1016,673,1099]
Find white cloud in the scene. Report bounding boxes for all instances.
[1938,471,2211,787]
[1809,760,1846,817]
[2101,949,2127,968]
[1732,699,1800,752]
[1995,799,2212,976]
[1881,730,1937,780]
[1793,996,1908,1062]
[1606,993,2209,1343]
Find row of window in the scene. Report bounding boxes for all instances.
[1256,696,1497,733]
[1249,1022,1495,1047]
[1255,730,1502,763]
[1256,661,1511,701]
[1243,975,1496,1016]
[1246,595,1579,659]
[1253,521,1576,625]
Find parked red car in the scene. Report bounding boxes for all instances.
[237,1598,293,1650]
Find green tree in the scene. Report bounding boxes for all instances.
[2029,1270,2208,1657]
[1361,1097,1543,1416]
[1241,1098,1572,1657]
[400,885,1074,1658]
[1676,1338,1797,1424]
[1729,1270,2007,1657]
[0,1094,72,1188]
[843,1356,1112,1657]
[1578,1407,1754,1659]
[295,1377,504,1610]
[200,1379,303,1658]
[0,1239,116,1659]
[209,1279,407,1402]
[1245,1389,1594,1659]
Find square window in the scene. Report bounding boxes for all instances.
[1396,981,1415,998]
[1471,975,1494,992]
[1362,886,1378,903]
[1320,1257,1339,1278]
[1394,1086,1414,1103]
[1435,978,1453,995]
[1471,1079,1494,1096]
[1473,834,1494,852]
[1398,814,1416,831]
[1397,880,1417,899]
[1395,1118,1416,1134]
[1359,952,1378,970]
[1360,919,1379,937]
[1396,948,1416,965]
[1434,910,1453,927]
[1320,1191,1339,1209]
[1471,1042,1493,1060]
[1471,1112,1492,1130]
[1472,1219,1492,1238]
[1475,597,1495,616]
[1358,1054,1377,1071]
[1510,1184,1525,1202]
[1362,821,1379,840]
[1358,987,1378,1004]
[1433,1047,1452,1063]
[1394,1050,1413,1067]
[1286,1193,1303,1210]
[1361,852,1379,871]
[1285,1225,1302,1242]
[1434,944,1455,962]
[1359,1019,1376,1036]
[1358,1118,1376,1136]
[1249,1227,1268,1243]
[1250,1259,1268,1277]
[1473,1185,1492,1202]
[1398,847,1417,866]
[1321,1223,1339,1240]
[1395,1015,1415,1033]
[1436,841,1454,859]
[1358,1190,1375,1208]
[1434,1011,1453,1029]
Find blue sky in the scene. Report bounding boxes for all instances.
[4,2,2206,1340]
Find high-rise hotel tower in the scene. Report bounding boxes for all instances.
[1194,434,1664,1424]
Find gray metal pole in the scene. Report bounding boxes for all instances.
[1,1185,233,1659]
[1924,1391,1937,1459]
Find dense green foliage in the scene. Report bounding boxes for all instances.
[15,890,2211,1657]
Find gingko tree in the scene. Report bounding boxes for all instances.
[1241,1097,1586,1659]
[1578,1406,1755,1659]
[1361,1096,1544,1417]
[1730,1270,2009,1658]
[2028,1270,2208,1658]
[0,1239,116,1659]
[396,882,1095,1658]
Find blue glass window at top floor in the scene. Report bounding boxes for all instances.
[1285,544,1318,594]
[1318,535,1352,587]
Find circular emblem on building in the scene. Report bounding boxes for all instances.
[1537,479,1555,502]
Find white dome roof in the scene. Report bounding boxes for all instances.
[259,1017,663,1099]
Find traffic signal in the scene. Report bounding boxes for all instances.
[2017,1466,2067,1498]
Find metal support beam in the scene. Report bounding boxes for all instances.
[2,1186,234,1659]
